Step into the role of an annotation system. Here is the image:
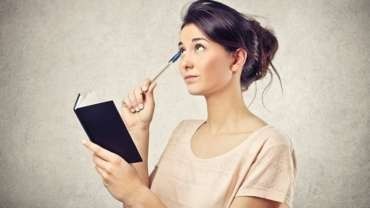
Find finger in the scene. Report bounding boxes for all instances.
[82,140,120,163]
[120,101,133,127]
[129,90,139,112]
[128,92,138,113]
[144,81,157,102]
[83,141,94,154]
[93,154,112,173]
[122,97,135,114]
[95,166,109,185]
[120,102,131,127]
[147,81,157,93]
[134,87,144,110]
[141,79,152,92]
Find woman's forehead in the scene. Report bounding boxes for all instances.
[179,24,209,43]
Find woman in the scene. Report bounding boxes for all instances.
[82,0,297,207]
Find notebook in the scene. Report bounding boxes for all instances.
[73,92,142,163]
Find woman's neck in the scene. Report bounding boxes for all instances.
[203,82,254,135]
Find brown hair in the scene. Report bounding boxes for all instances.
[181,0,283,107]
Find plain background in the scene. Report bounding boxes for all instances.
[0,0,369,207]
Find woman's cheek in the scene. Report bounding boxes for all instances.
[201,68,219,92]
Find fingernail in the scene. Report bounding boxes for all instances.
[135,106,141,112]
[138,103,144,109]
[130,108,136,113]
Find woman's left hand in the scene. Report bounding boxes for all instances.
[82,139,145,204]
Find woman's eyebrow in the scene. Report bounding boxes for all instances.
[178,37,208,47]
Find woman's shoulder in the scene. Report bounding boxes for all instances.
[166,119,202,143]
[180,118,204,124]
[173,119,204,131]
[258,124,294,150]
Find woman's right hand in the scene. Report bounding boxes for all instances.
[120,78,157,131]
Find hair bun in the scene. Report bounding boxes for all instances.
[181,0,282,94]
[244,19,278,79]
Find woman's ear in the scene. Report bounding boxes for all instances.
[230,48,247,73]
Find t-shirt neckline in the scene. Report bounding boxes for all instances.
[187,119,272,161]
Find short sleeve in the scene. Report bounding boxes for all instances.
[235,143,297,207]
[152,120,187,169]
[149,120,187,188]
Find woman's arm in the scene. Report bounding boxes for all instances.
[129,126,150,187]
[82,138,163,207]
[120,78,158,188]
[124,185,167,208]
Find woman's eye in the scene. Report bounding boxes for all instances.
[178,44,205,58]
[195,44,205,52]
[179,49,185,58]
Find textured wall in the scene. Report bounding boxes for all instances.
[0,0,369,207]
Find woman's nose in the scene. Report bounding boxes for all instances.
[180,52,194,71]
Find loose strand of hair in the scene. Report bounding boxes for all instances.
[270,62,284,96]
[247,79,258,108]
[261,69,273,112]
[260,62,284,112]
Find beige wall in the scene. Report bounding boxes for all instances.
[0,0,369,207]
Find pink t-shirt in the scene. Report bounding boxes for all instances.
[150,119,297,208]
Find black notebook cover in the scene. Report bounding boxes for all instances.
[73,94,142,163]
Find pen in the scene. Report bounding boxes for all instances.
[151,49,183,82]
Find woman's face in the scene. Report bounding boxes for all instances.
[178,23,237,96]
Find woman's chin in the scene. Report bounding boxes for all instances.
[183,79,206,95]
[186,86,204,96]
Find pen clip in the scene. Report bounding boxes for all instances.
[168,49,183,63]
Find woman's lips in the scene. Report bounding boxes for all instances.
[184,76,199,82]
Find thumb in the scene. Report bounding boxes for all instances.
[144,81,157,102]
